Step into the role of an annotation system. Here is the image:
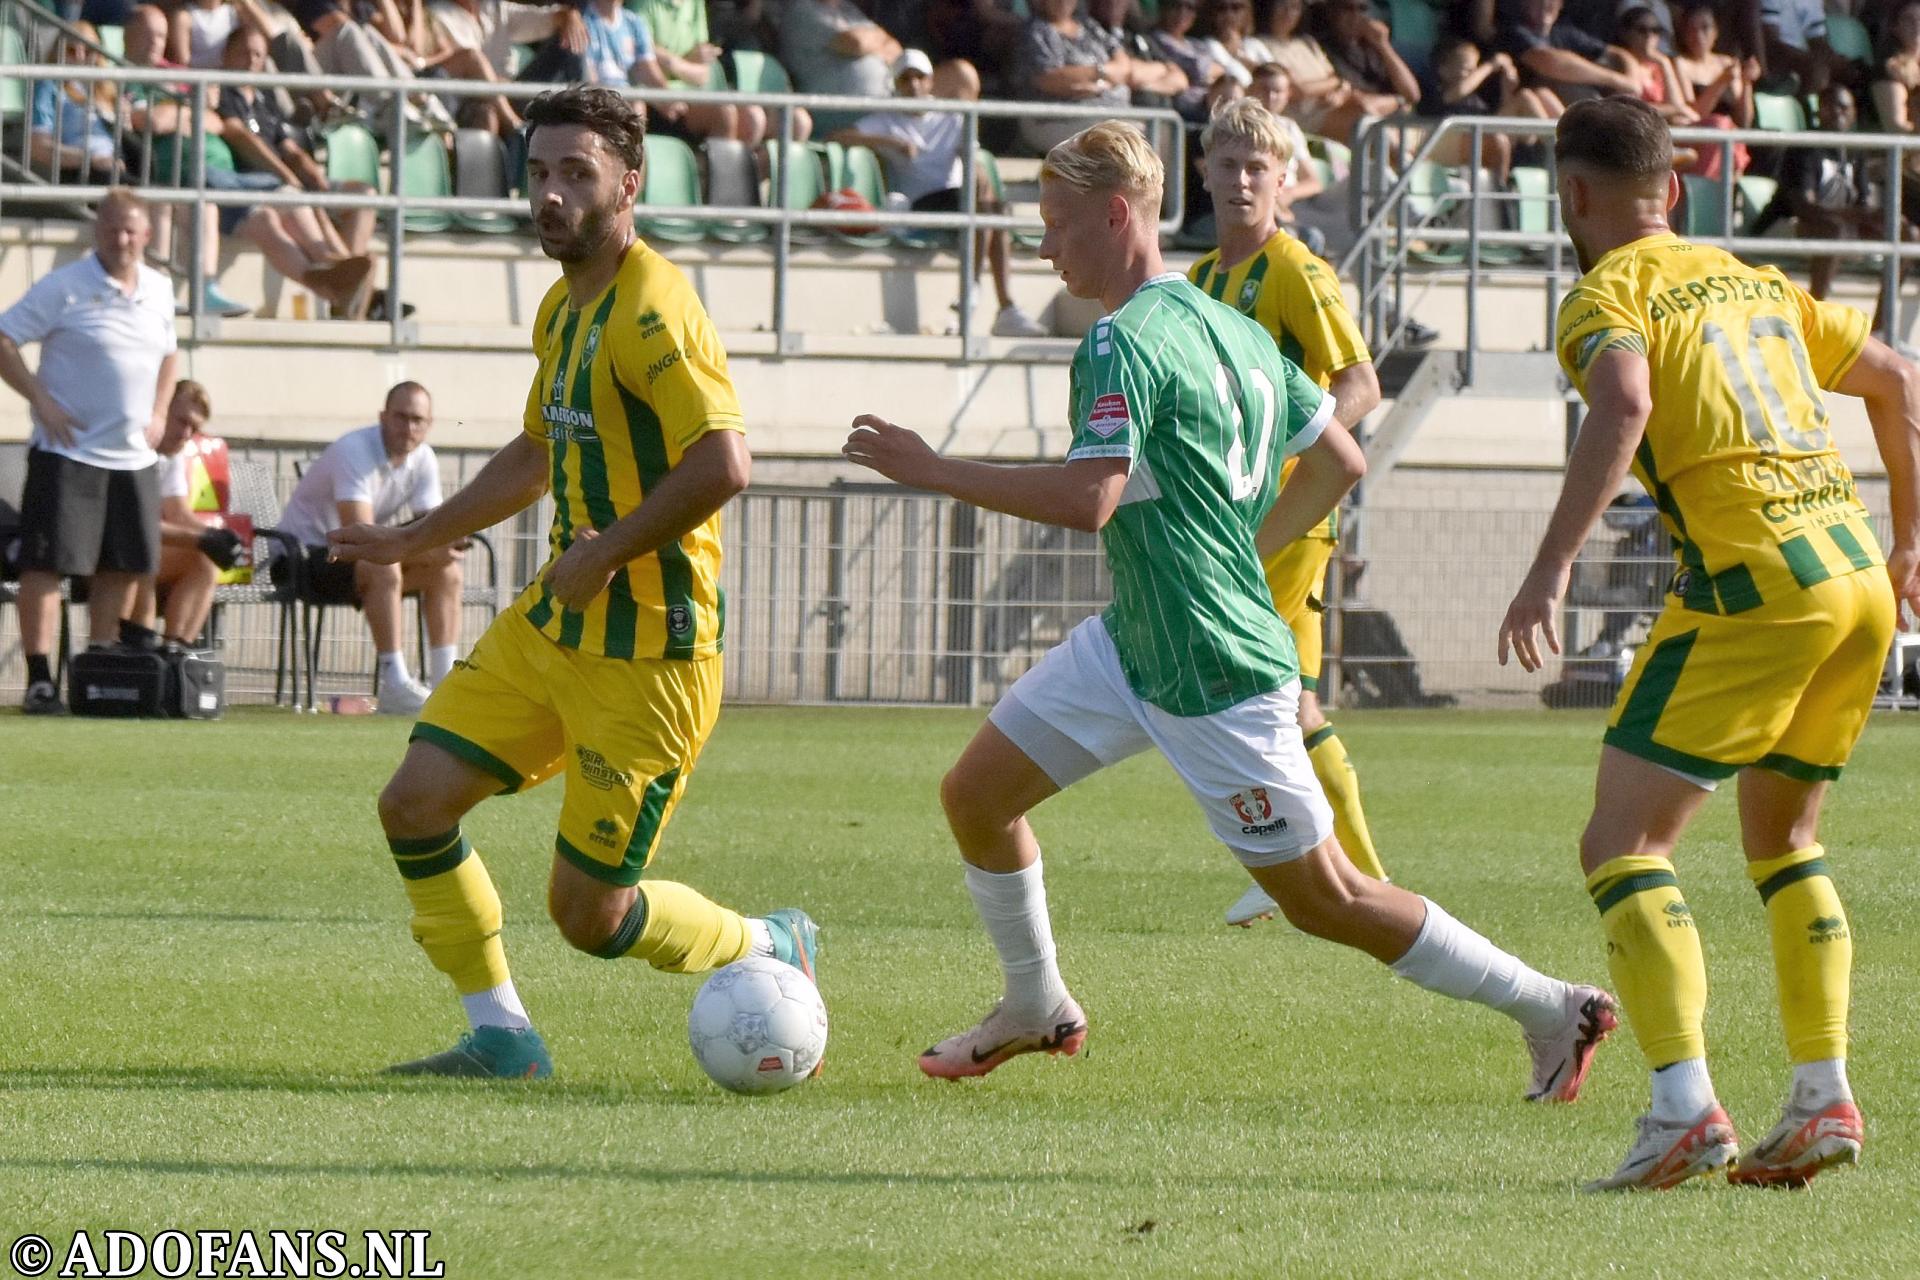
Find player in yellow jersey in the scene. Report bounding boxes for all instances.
[1191,100,1390,928]
[329,87,819,1080]
[1498,97,1920,1191]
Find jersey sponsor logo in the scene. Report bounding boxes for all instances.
[541,403,600,442]
[645,349,682,384]
[576,746,635,791]
[639,307,666,338]
[1087,392,1131,439]
[1231,789,1288,837]
[550,361,568,403]
[667,604,693,635]
[1760,478,1859,524]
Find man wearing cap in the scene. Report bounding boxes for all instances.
[833,51,1048,338]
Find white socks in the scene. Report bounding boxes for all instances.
[965,858,1070,1022]
[1650,1057,1717,1121]
[462,980,531,1031]
[428,644,458,685]
[747,917,775,958]
[1791,1057,1851,1105]
[378,650,417,689]
[1389,897,1570,1037]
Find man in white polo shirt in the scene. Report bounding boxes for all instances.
[275,381,464,715]
[0,188,180,715]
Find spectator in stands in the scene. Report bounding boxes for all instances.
[926,0,1025,94]
[283,0,459,135]
[218,28,377,261]
[122,14,375,319]
[782,0,901,129]
[1308,0,1420,115]
[576,0,747,144]
[1618,4,1697,119]
[1563,0,1674,47]
[1671,1,1758,128]
[421,0,588,139]
[1430,38,1561,119]
[140,379,245,647]
[1874,0,1920,138]
[832,50,1049,337]
[0,189,178,714]
[1246,63,1325,228]
[1496,0,1642,102]
[1085,0,1194,109]
[636,0,797,146]
[169,0,275,69]
[30,26,124,183]
[1778,86,1906,309]
[1253,0,1400,140]
[1761,0,1847,92]
[1149,0,1227,122]
[1015,0,1133,154]
[273,381,463,714]
[1197,0,1265,86]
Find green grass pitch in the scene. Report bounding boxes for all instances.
[3,707,1917,1277]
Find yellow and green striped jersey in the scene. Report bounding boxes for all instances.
[1556,233,1880,616]
[515,239,744,660]
[1189,228,1370,540]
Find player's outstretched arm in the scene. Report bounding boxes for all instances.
[329,431,549,565]
[1255,421,1367,561]
[1835,337,1920,616]
[842,415,1131,532]
[1498,348,1651,672]
[541,429,751,611]
[1328,362,1383,431]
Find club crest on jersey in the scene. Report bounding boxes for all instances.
[1087,393,1131,439]
[667,604,693,635]
[1239,278,1261,309]
[583,324,602,362]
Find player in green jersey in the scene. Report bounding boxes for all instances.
[844,122,1617,1105]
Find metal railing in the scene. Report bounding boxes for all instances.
[1342,113,1920,374]
[0,49,1183,355]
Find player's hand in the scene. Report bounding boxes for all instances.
[328,521,415,565]
[32,389,80,449]
[542,528,616,611]
[842,415,943,490]
[1889,544,1920,627]
[1497,562,1569,673]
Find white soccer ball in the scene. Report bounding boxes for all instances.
[687,955,828,1094]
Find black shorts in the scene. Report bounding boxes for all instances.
[270,544,360,605]
[16,447,161,576]
[912,188,964,212]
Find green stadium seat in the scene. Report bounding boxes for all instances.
[836,144,893,247]
[1735,174,1778,230]
[451,128,519,234]
[1679,174,1731,236]
[1,27,30,124]
[1406,162,1466,264]
[400,135,454,233]
[726,49,793,95]
[764,140,827,241]
[1509,165,1552,236]
[1306,134,1351,182]
[1753,91,1806,132]
[324,123,382,188]
[98,24,125,61]
[1825,13,1873,65]
[638,132,706,242]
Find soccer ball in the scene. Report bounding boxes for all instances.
[687,956,828,1094]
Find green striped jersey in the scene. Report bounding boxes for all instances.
[1069,273,1336,715]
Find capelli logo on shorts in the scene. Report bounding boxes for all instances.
[576,746,635,791]
[1231,789,1272,824]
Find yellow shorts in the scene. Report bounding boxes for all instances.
[1605,569,1895,784]
[412,609,722,886]
[1263,535,1336,692]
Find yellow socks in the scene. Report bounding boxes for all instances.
[1748,845,1851,1063]
[1586,854,1708,1067]
[1304,725,1386,880]
[390,829,511,995]
[596,880,753,973]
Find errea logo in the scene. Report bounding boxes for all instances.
[589,817,621,848]
[639,308,666,338]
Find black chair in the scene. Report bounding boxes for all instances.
[205,457,307,706]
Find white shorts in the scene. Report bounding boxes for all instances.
[988,617,1335,867]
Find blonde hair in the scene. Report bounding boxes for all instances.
[172,379,211,419]
[1041,121,1165,209]
[1199,98,1294,168]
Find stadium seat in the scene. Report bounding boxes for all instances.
[1,27,29,127]
[1509,165,1551,236]
[1679,174,1731,235]
[1735,174,1778,229]
[764,140,827,241]
[324,123,382,188]
[400,136,454,233]
[1753,92,1806,132]
[701,137,770,243]
[1825,13,1873,66]
[725,49,793,95]
[97,24,124,61]
[638,132,706,242]
[211,459,307,708]
[834,144,892,247]
[1307,134,1352,182]
[451,128,519,234]
[1387,0,1441,79]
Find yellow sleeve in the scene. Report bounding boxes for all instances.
[1790,282,1871,388]
[615,288,746,452]
[1556,278,1648,399]
[1272,253,1369,383]
[522,289,559,442]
